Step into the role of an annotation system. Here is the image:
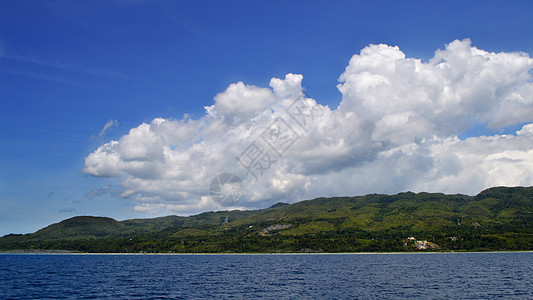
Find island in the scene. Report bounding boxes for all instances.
[1,186,532,253]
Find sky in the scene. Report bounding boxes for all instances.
[1,1,533,236]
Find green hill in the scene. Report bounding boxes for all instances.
[1,186,532,253]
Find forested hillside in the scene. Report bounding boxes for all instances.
[1,186,532,253]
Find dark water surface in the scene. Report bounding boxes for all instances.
[1,252,532,299]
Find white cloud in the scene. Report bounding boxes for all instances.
[517,123,533,136]
[84,40,533,215]
[99,119,119,137]
[205,81,276,124]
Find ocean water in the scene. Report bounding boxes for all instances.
[1,252,532,299]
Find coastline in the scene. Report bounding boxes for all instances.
[2,250,532,255]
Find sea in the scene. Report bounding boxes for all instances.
[1,252,532,299]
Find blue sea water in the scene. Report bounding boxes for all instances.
[0,252,532,299]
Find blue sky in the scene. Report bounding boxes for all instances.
[1,0,533,236]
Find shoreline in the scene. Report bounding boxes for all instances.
[2,250,532,255]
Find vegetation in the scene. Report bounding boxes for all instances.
[1,186,532,253]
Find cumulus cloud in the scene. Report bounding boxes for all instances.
[206,81,276,124]
[84,39,533,215]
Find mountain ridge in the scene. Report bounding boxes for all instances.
[1,186,532,253]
